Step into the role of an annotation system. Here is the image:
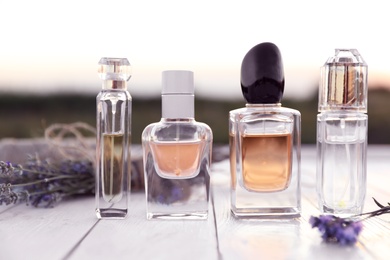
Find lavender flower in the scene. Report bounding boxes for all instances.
[0,158,94,208]
[310,198,390,246]
[309,215,363,245]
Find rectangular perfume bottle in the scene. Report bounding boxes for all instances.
[230,42,301,218]
[230,105,301,217]
[142,70,213,220]
[317,49,368,216]
[95,58,132,219]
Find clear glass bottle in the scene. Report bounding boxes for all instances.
[142,70,213,220]
[317,49,368,216]
[229,42,301,218]
[95,57,132,219]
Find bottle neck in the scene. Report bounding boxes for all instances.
[162,94,194,119]
[102,80,127,90]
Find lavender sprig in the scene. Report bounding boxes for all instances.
[309,215,363,245]
[358,198,390,219]
[0,158,94,208]
[310,198,390,246]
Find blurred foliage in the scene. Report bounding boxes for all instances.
[0,88,389,144]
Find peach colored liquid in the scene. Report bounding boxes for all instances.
[150,141,204,178]
[229,133,236,188]
[242,133,292,192]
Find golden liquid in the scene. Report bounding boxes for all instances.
[150,141,204,178]
[102,133,124,203]
[229,133,236,189]
[242,133,292,192]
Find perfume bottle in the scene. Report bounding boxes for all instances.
[142,70,213,220]
[317,49,368,216]
[95,57,132,219]
[229,42,301,218]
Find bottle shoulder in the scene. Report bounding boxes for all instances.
[193,120,213,132]
[318,111,367,118]
[142,122,158,135]
[142,120,212,142]
[230,105,300,114]
[230,106,300,122]
[152,119,211,128]
[229,107,246,115]
[280,106,301,116]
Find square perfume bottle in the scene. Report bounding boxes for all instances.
[230,42,301,218]
[316,49,368,216]
[142,70,213,220]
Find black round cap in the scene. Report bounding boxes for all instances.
[241,42,285,104]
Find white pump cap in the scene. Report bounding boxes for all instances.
[161,70,194,119]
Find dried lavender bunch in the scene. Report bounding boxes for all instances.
[310,198,390,246]
[0,158,94,208]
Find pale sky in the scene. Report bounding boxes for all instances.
[0,0,389,100]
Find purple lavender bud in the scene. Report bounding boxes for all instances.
[336,225,358,245]
[309,216,320,227]
[310,215,364,246]
[351,220,363,234]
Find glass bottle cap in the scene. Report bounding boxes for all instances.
[241,42,285,104]
[319,49,367,112]
[98,58,131,89]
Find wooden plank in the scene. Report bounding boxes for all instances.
[0,197,98,260]
[69,192,220,260]
[0,203,17,214]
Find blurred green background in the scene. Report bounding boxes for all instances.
[0,87,389,144]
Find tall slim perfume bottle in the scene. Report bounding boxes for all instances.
[142,70,213,220]
[317,49,368,216]
[95,57,132,219]
[229,42,301,218]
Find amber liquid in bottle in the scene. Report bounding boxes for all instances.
[241,133,292,192]
[150,141,204,178]
[102,133,124,203]
[229,133,237,189]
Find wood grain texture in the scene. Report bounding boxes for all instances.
[69,193,219,260]
[0,197,98,260]
[1,145,390,260]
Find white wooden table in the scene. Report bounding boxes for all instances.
[1,145,390,260]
